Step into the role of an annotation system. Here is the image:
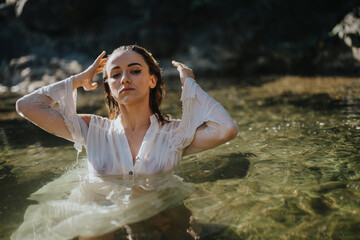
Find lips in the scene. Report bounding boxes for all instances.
[120,87,135,94]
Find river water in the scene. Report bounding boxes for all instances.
[1,76,360,239]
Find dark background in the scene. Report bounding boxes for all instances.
[1,0,360,89]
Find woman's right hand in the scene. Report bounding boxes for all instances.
[73,51,107,91]
[171,60,195,86]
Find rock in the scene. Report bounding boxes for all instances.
[1,0,360,84]
[333,7,360,61]
[0,2,16,20]
[315,181,347,193]
[2,55,84,93]
[0,15,29,61]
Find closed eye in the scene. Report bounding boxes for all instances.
[131,70,141,74]
[111,73,121,78]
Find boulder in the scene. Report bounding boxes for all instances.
[1,0,360,88]
[1,55,83,93]
[333,7,360,61]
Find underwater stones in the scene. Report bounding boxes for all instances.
[327,218,360,239]
[315,181,348,194]
[175,152,251,184]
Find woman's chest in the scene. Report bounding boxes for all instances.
[86,128,181,175]
[124,128,148,165]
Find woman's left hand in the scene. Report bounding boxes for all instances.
[74,51,107,91]
[172,60,195,86]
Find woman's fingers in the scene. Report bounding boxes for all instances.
[172,60,195,86]
[89,52,107,76]
[92,52,107,72]
[171,60,179,67]
[172,60,185,69]
[91,82,98,90]
[172,60,189,69]
[99,58,107,65]
[95,51,106,64]
[95,68,103,75]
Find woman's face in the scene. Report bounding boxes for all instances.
[105,50,157,106]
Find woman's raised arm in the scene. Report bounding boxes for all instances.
[172,61,238,156]
[16,51,107,148]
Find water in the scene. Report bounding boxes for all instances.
[1,76,360,239]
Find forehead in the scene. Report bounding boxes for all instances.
[106,50,147,72]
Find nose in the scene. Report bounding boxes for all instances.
[121,73,130,85]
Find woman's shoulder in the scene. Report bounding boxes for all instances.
[86,114,113,129]
[159,118,181,132]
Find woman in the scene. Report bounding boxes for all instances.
[14,45,238,239]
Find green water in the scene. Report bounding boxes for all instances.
[1,76,360,239]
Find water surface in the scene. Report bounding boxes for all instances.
[1,76,360,239]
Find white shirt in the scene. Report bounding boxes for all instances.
[26,76,233,176]
[13,75,237,240]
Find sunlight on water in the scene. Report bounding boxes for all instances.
[1,76,360,239]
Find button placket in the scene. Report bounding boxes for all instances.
[132,156,142,177]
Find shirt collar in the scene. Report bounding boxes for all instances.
[115,114,158,130]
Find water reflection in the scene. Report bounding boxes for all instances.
[1,76,360,239]
[264,92,360,113]
[176,153,253,183]
[10,163,234,239]
[10,165,191,239]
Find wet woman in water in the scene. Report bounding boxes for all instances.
[14,45,238,239]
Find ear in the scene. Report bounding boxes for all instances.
[149,74,157,89]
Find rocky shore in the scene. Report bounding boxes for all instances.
[0,0,360,94]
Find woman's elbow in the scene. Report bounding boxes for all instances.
[218,122,238,143]
[226,122,238,141]
[16,98,28,118]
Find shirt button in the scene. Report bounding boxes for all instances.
[129,171,133,175]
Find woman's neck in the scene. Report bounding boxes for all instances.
[119,103,153,131]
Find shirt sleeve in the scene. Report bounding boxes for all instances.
[32,77,88,152]
[174,77,226,150]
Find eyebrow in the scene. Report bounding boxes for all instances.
[128,63,142,67]
[110,63,142,71]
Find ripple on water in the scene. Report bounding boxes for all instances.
[1,76,360,239]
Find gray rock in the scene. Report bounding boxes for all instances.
[1,0,360,85]
[0,1,16,19]
[334,7,360,61]
[3,54,84,93]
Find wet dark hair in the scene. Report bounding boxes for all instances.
[102,45,168,124]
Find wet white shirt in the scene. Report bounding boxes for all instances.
[19,76,234,176]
